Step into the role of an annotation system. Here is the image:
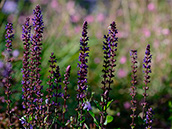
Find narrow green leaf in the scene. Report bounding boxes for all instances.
[79,117,85,124]
[88,110,100,127]
[107,99,113,108]
[28,115,32,122]
[44,116,48,123]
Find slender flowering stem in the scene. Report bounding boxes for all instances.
[21,17,31,128]
[100,21,118,128]
[3,22,14,128]
[53,62,62,129]
[130,50,137,129]
[45,53,57,127]
[100,34,111,128]
[142,44,152,119]
[62,65,71,128]
[29,5,44,126]
[76,21,89,127]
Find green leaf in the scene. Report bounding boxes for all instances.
[94,100,102,111]
[44,116,48,123]
[107,99,113,108]
[104,115,113,125]
[88,110,100,127]
[79,117,85,124]
[28,115,32,122]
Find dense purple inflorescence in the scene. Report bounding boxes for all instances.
[76,21,89,108]
[3,22,14,126]
[100,21,118,128]
[21,17,31,128]
[75,21,89,127]
[28,5,44,126]
[142,44,152,119]
[130,50,138,129]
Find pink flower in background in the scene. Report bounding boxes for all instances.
[153,40,159,48]
[41,0,49,5]
[117,69,127,78]
[143,28,151,38]
[124,101,131,109]
[74,26,81,33]
[97,13,105,22]
[18,16,26,24]
[120,56,127,64]
[51,0,58,9]
[71,15,80,23]
[94,58,100,64]
[85,15,94,23]
[116,112,120,117]
[67,1,75,15]
[7,14,14,23]
[147,3,155,11]
[117,31,128,38]
[162,28,170,35]
[96,32,102,39]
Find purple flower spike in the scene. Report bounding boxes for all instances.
[100,21,118,128]
[21,17,31,128]
[5,23,14,53]
[130,50,138,129]
[77,21,89,104]
[29,5,44,127]
[2,22,14,127]
[146,107,154,129]
[76,21,89,127]
[62,65,71,125]
[141,44,152,119]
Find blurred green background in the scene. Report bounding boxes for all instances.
[0,0,172,128]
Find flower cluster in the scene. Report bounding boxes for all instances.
[146,107,154,129]
[30,5,44,126]
[21,17,31,128]
[62,65,71,125]
[76,21,89,125]
[2,22,14,127]
[142,44,152,118]
[130,50,138,129]
[5,23,14,53]
[100,21,118,128]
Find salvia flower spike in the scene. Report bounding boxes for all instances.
[142,44,152,119]
[146,107,154,129]
[62,65,71,127]
[3,22,14,127]
[30,4,44,126]
[100,21,118,128]
[76,21,89,126]
[130,50,138,129]
[45,52,57,126]
[21,17,31,128]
